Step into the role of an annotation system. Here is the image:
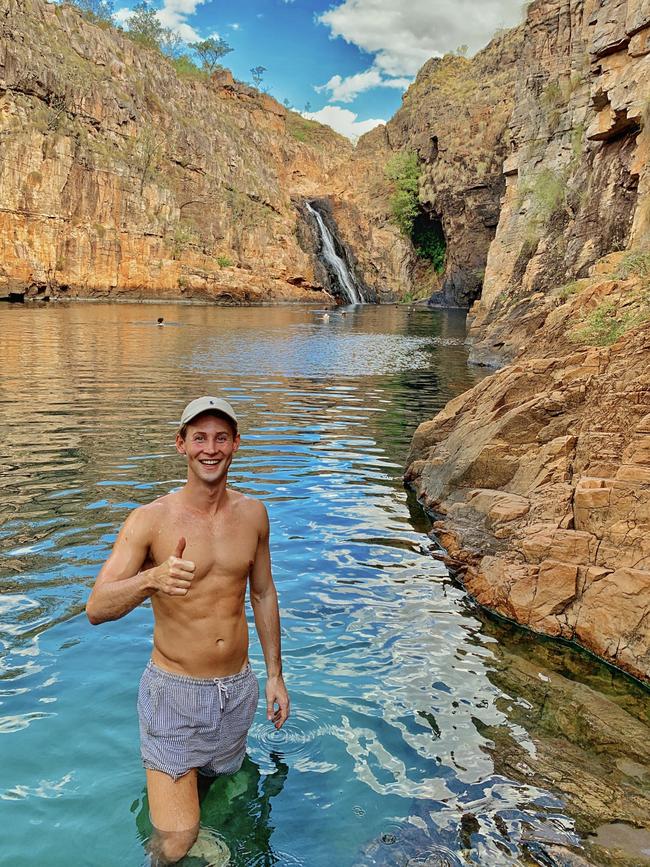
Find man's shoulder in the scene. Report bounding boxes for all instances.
[229,490,267,522]
[127,494,175,529]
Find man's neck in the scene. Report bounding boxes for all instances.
[182,477,229,516]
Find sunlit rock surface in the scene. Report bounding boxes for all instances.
[0,0,355,302]
[406,264,650,681]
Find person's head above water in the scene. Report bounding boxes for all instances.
[157,317,164,326]
[178,396,238,439]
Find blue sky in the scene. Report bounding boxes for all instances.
[113,0,525,139]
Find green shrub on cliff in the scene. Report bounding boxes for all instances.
[385,151,420,235]
[412,219,446,273]
[385,151,446,272]
[572,294,650,346]
[190,37,233,73]
[519,168,567,229]
[614,251,650,285]
[65,0,114,24]
[171,55,205,80]
[125,1,165,49]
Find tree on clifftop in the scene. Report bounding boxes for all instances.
[190,37,233,73]
[251,66,267,89]
[127,1,165,50]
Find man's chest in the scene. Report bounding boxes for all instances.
[150,514,259,580]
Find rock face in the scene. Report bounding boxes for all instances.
[406,262,650,681]
[470,0,650,362]
[327,125,415,303]
[331,32,527,307]
[406,0,650,680]
[0,0,355,303]
[384,33,525,307]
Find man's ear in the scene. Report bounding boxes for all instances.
[233,434,241,453]
[175,433,186,455]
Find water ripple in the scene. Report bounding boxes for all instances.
[0,303,647,867]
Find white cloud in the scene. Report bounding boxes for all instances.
[229,22,241,30]
[156,0,204,41]
[117,0,205,42]
[318,0,524,77]
[315,66,412,103]
[113,6,131,24]
[303,106,385,141]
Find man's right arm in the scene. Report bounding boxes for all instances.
[86,507,195,624]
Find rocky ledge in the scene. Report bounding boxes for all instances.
[405,259,650,682]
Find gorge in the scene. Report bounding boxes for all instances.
[1,0,648,680]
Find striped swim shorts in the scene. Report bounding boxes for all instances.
[137,660,259,781]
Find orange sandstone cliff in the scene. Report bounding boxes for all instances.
[405,0,650,681]
[0,0,356,303]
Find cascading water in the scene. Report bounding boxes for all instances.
[305,201,365,304]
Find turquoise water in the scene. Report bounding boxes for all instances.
[0,303,647,867]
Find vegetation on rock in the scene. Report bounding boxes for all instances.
[190,37,233,73]
[385,151,446,273]
[64,0,114,24]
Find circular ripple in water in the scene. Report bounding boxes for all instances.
[406,849,464,867]
[188,828,231,866]
[249,707,336,768]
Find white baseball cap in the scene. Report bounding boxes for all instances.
[179,396,238,429]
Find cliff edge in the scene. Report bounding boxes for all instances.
[0,0,353,303]
[405,0,650,681]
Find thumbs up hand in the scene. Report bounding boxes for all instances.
[153,537,196,596]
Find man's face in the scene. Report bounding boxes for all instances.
[175,413,240,484]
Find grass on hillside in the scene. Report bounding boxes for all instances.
[285,112,337,147]
[570,262,650,346]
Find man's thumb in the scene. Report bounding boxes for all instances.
[174,536,186,558]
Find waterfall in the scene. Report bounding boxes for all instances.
[305,202,365,304]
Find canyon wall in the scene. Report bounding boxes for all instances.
[333,31,527,307]
[0,0,358,303]
[405,0,650,681]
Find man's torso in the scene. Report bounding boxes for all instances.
[142,489,260,677]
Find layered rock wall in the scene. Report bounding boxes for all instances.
[0,0,354,302]
[384,33,525,307]
[406,0,650,680]
[470,0,649,362]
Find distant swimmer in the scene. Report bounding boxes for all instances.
[157,317,164,327]
[322,313,330,322]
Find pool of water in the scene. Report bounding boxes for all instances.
[0,302,648,867]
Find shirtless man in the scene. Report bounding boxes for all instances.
[86,396,290,864]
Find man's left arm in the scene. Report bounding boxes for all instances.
[249,502,290,730]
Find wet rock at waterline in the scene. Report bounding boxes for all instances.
[405,265,650,683]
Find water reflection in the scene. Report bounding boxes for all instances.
[134,754,289,866]
[0,303,648,867]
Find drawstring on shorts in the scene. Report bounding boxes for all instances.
[216,680,229,712]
